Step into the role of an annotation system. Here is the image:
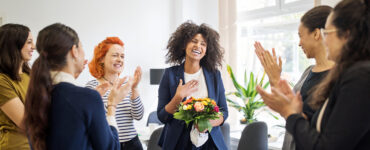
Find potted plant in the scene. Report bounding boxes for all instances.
[226,65,277,124]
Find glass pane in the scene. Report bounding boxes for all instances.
[237,0,276,12]
[284,0,301,3]
[236,12,312,84]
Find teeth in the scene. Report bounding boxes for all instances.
[192,49,201,54]
[114,64,121,67]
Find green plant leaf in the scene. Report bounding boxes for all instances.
[227,65,246,99]
[247,72,254,96]
[226,98,242,111]
[268,111,279,120]
[263,82,270,89]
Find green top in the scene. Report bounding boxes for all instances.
[0,73,30,150]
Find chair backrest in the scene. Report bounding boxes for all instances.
[147,111,163,126]
[147,127,163,150]
[237,121,268,150]
[220,122,231,150]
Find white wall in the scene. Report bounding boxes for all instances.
[0,0,219,128]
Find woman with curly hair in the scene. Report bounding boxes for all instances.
[86,37,144,150]
[157,21,228,150]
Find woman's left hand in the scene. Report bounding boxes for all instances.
[131,66,142,90]
[209,114,224,127]
[256,80,303,119]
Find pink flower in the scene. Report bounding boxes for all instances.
[193,102,204,112]
[214,106,219,112]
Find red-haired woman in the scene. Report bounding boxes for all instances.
[86,37,144,150]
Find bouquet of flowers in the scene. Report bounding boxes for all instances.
[173,97,223,132]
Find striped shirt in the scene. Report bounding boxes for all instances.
[86,79,144,142]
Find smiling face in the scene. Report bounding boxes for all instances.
[102,44,125,75]
[21,32,35,62]
[298,23,320,59]
[185,33,207,62]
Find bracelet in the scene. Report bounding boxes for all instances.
[107,105,117,108]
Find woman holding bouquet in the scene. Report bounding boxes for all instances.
[157,21,229,150]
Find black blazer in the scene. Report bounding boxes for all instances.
[286,61,370,150]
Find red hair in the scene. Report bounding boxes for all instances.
[88,37,124,79]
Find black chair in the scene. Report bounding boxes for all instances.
[220,122,231,150]
[146,111,163,126]
[237,121,268,150]
[147,127,163,150]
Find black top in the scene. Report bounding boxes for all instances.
[300,70,329,121]
[286,61,370,150]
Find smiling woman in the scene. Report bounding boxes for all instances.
[157,21,228,150]
[86,37,144,150]
[0,23,34,150]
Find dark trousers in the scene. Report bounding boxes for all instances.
[120,135,143,150]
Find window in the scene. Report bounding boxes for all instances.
[236,0,314,84]
[232,0,314,147]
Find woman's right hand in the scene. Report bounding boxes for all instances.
[108,76,133,107]
[174,79,199,101]
[165,79,199,114]
[254,41,282,86]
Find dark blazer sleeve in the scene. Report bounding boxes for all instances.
[286,65,370,150]
[157,68,174,123]
[87,90,120,150]
[216,70,228,125]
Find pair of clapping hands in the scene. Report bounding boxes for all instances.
[95,66,142,107]
[254,42,303,119]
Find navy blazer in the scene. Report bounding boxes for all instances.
[157,64,229,150]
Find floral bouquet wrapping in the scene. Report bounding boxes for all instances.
[173,97,223,132]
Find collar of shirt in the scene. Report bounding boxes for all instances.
[50,71,78,86]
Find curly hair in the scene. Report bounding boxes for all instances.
[165,21,223,72]
[88,37,124,79]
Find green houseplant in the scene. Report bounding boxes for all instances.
[226,65,276,124]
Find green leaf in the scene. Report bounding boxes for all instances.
[226,98,242,110]
[227,65,246,99]
[197,119,212,132]
[268,111,279,120]
[263,82,270,89]
[247,72,254,97]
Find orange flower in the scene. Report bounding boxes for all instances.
[211,100,217,106]
[194,102,205,112]
[183,98,193,105]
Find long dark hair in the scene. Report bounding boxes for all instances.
[166,21,223,72]
[24,23,79,150]
[0,23,31,81]
[301,5,333,32]
[311,0,370,109]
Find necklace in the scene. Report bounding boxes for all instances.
[102,76,114,85]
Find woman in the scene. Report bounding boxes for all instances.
[0,23,34,150]
[254,6,335,150]
[257,0,370,149]
[157,21,228,150]
[86,37,144,150]
[24,23,133,150]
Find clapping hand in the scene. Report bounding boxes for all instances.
[254,41,283,86]
[256,80,303,119]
